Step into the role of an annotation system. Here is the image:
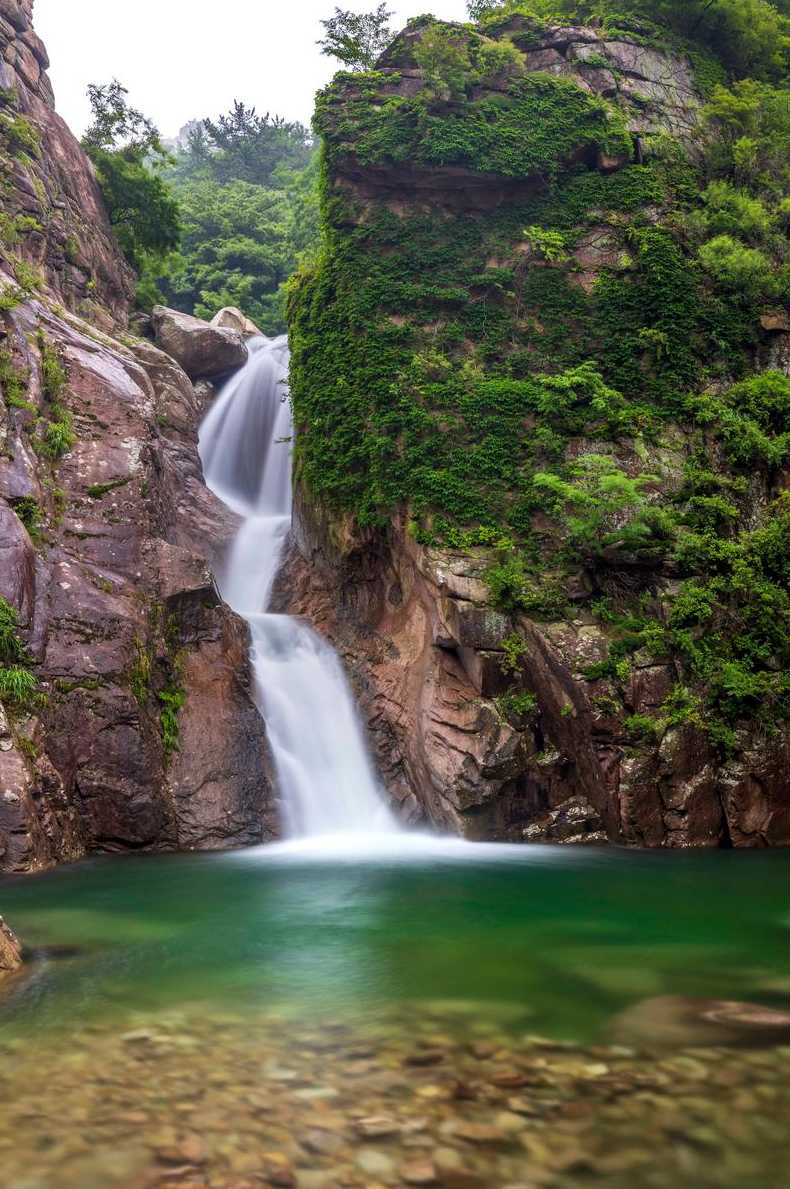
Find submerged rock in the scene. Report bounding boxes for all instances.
[611,995,790,1049]
[152,306,248,380]
[0,916,22,975]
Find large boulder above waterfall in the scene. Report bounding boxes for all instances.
[210,307,263,339]
[152,307,248,380]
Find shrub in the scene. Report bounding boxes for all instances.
[38,413,76,460]
[12,259,42,296]
[523,225,570,263]
[501,632,528,674]
[701,180,772,241]
[624,713,661,740]
[37,333,67,401]
[0,112,40,157]
[0,348,30,409]
[533,455,674,563]
[0,286,24,313]
[159,686,186,758]
[12,498,42,542]
[495,689,538,721]
[698,234,773,296]
[0,665,38,706]
[0,597,23,663]
[0,213,42,248]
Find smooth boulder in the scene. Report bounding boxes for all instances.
[210,306,263,339]
[0,917,22,975]
[152,306,248,380]
[611,995,790,1048]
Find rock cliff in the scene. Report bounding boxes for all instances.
[0,2,272,872]
[285,13,790,846]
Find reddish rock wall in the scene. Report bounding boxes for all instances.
[0,0,134,323]
[0,3,273,873]
[0,300,274,872]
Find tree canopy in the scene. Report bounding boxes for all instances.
[171,102,313,188]
[318,4,394,71]
[82,80,180,271]
[144,101,319,332]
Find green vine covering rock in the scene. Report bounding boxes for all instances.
[289,6,790,754]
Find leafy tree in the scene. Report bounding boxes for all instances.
[703,79,790,195]
[414,24,472,99]
[698,234,774,296]
[83,80,163,156]
[466,0,504,17]
[82,80,180,271]
[318,5,394,71]
[199,102,312,187]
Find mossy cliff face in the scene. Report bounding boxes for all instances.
[286,14,790,846]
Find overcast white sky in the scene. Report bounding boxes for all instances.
[34,1,469,140]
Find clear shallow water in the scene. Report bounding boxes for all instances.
[3,840,790,1045]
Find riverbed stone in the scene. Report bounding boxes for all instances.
[0,915,21,973]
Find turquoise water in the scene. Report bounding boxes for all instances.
[2,839,790,1044]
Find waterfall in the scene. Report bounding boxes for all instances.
[198,336,397,838]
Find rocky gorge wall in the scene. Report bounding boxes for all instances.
[285,12,790,846]
[0,1,274,873]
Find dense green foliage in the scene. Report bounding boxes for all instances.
[83,85,317,330]
[149,105,318,332]
[290,5,790,749]
[473,1,790,82]
[319,71,632,178]
[82,81,180,271]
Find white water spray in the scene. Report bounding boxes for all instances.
[199,337,397,838]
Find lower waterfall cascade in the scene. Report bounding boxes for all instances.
[198,336,397,839]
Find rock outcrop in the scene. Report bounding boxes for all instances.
[285,14,790,846]
[0,914,21,974]
[211,307,263,339]
[0,3,273,872]
[152,306,248,380]
[0,0,134,321]
[0,297,273,872]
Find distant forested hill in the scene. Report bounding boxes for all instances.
[153,103,319,333]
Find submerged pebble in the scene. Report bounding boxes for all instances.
[1,1001,790,1188]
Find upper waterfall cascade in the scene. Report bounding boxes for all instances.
[198,337,397,838]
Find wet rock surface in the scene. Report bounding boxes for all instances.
[152,306,249,381]
[1,1001,789,1188]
